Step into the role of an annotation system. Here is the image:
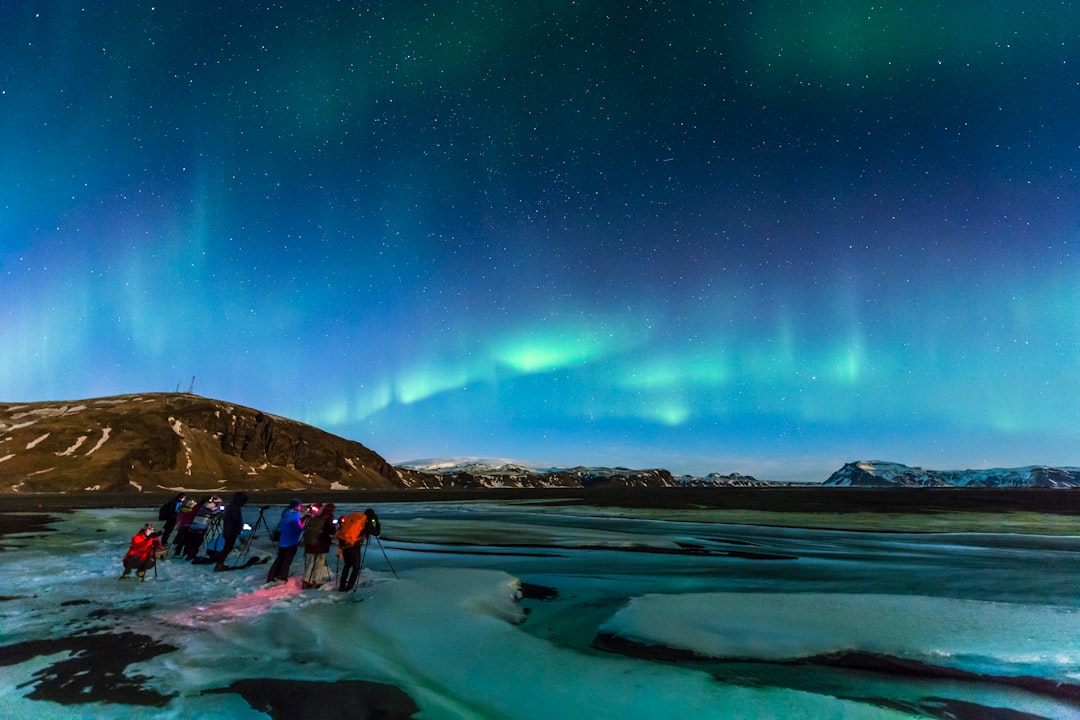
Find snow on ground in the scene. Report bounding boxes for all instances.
[1,503,1078,719]
[601,592,1079,680]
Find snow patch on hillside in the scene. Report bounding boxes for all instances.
[26,433,50,450]
[57,436,88,456]
[85,427,111,456]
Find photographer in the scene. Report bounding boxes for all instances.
[214,491,249,571]
[266,499,305,583]
[182,496,223,561]
[301,503,336,589]
[120,523,161,581]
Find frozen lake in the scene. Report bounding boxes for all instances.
[1,499,1077,719]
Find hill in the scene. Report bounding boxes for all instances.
[0,393,427,494]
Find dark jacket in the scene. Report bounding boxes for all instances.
[223,492,248,539]
[302,510,336,554]
[158,493,184,522]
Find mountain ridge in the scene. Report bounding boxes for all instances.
[2,394,1076,493]
[824,460,1080,488]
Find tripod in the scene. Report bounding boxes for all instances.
[196,513,224,559]
[236,506,274,563]
[347,533,397,591]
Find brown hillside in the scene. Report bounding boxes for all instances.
[0,393,422,494]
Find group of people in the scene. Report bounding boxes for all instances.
[122,493,381,590]
[156,492,249,569]
[265,500,381,591]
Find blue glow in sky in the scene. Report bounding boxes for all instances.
[2,2,1078,481]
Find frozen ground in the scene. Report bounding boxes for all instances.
[0,499,1077,719]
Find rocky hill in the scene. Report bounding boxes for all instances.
[0,393,428,494]
[824,460,1080,488]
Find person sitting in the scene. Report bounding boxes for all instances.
[121,523,161,581]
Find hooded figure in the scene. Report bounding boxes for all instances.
[214,491,249,571]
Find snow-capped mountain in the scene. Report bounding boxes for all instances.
[824,460,1080,488]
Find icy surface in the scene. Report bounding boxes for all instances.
[602,592,1078,678]
[1,502,1078,719]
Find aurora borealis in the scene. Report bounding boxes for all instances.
[2,2,1078,481]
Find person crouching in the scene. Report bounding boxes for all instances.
[121,523,161,581]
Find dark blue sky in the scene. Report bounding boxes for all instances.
[2,2,1078,481]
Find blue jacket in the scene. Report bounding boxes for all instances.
[277,508,304,548]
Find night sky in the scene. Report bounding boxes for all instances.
[2,2,1078,482]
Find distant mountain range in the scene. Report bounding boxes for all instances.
[397,459,762,489]
[824,460,1080,488]
[1,394,1076,493]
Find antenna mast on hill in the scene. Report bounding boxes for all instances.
[187,376,195,394]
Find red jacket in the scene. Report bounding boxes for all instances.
[124,532,158,565]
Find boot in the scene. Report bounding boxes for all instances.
[119,569,131,579]
[214,563,227,572]
[136,569,146,581]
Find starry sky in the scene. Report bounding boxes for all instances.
[2,2,1078,482]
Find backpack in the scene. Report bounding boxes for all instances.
[336,512,368,547]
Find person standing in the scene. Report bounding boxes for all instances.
[301,503,336,588]
[336,507,379,591]
[183,496,222,561]
[214,491,249,571]
[121,523,161,581]
[266,499,305,583]
[158,493,186,545]
[171,498,198,556]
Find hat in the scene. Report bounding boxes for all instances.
[143,523,155,533]
[182,499,197,509]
